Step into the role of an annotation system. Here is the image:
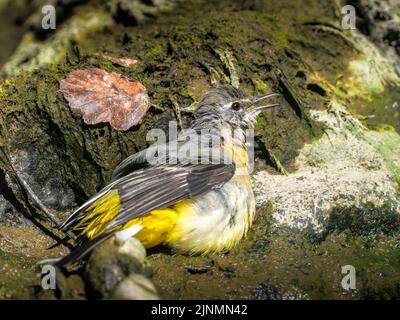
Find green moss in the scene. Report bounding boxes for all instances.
[350,88,400,133]
[396,176,400,193]
[0,224,67,299]
[322,201,400,240]
[273,31,289,49]
[363,129,400,181]
[252,79,268,94]
[0,250,37,299]
[214,48,240,88]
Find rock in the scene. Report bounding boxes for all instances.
[0,194,31,226]
[350,0,400,73]
[109,274,159,300]
[85,237,154,299]
[252,102,400,233]
[109,0,177,26]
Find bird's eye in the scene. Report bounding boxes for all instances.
[231,102,241,110]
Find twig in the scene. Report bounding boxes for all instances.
[150,103,164,111]
[169,95,184,130]
[255,137,288,175]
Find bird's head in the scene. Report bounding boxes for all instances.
[193,85,280,131]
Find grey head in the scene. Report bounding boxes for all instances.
[191,85,280,131]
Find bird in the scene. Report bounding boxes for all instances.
[56,85,280,266]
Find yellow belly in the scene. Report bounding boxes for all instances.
[123,199,195,249]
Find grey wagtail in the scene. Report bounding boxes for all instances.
[57,85,280,266]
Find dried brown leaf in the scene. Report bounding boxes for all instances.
[60,68,150,131]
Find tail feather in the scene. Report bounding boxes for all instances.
[54,188,122,267]
[55,233,113,267]
[58,185,114,230]
[60,189,121,237]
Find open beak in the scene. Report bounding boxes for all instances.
[251,103,280,112]
[252,92,280,104]
[246,92,281,113]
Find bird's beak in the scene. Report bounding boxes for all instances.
[246,93,281,113]
[251,103,280,112]
[252,92,280,104]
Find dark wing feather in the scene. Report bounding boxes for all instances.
[107,131,236,228]
[111,148,149,181]
[111,131,228,181]
[111,139,180,181]
[60,162,235,231]
[108,163,234,229]
[55,233,113,267]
